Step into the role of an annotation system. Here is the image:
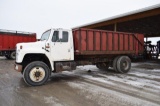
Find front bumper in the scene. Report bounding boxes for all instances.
[14,63,22,72]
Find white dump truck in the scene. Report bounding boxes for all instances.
[14,28,144,86]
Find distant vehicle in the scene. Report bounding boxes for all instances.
[0,29,36,59]
[157,41,160,54]
[157,41,160,59]
[14,28,144,86]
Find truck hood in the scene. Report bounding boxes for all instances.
[16,41,46,54]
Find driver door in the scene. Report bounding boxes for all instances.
[50,30,71,61]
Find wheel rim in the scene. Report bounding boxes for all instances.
[29,67,46,82]
[122,60,129,70]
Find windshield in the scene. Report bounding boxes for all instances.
[40,30,51,41]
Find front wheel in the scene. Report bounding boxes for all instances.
[23,61,50,86]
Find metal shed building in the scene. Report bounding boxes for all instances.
[73,4,160,38]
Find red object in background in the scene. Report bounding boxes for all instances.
[73,28,144,56]
[0,29,36,59]
[0,29,36,51]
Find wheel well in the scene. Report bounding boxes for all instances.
[22,54,51,73]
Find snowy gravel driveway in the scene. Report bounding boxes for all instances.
[0,56,160,106]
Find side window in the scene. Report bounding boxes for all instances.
[61,31,68,42]
[52,31,68,42]
[52,31,59,42]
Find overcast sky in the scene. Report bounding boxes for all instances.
[0,0,160,40]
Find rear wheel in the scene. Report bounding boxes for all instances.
[96,63,109,70]
[5,55,11,59]
[117,56,131,73]
[113,56,120,72]
[10,51,16,60]
[23,61,50,86]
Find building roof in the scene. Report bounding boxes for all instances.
[73,3,160,37]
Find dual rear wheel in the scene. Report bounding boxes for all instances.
[96,56,131,73]
[113,56,131,73]
[5,51,16,60]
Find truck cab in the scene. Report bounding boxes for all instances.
[15,28,74,86]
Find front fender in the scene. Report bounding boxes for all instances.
[19,53,54,72]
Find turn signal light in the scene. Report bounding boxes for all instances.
[45,45,50,48]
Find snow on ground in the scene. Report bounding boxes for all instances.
[67,81,159,106]
[61,63,160,106]
[63,64,160,90]
[44,96,63,106]
[129,71,160,79]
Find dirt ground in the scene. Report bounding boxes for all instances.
[0,56,160,106]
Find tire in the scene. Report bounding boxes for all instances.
[113,56,120,72]
[96,64,99,68]
[10,51,16,60]
[5,55,11,59]
[96,64,102,69]
[96,63,109,70]
[117,56,131,73]
[23,61,50,86]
